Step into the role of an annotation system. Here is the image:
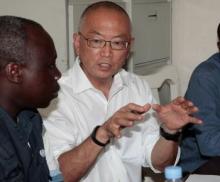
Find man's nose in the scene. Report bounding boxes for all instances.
[100,42,112,57]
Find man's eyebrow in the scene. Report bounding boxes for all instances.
[86,31,130,40]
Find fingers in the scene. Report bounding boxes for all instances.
[172,97,193,108]
[172,96,185,105]
[188,116,203,124]
[122,103,151,114]
[172,96,199,114]
[103,103,151,138]
[152,100,202,131]
[185,105,199,114]
[151,104,162,113]
[110,112,144,138]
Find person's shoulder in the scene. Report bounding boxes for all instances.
[58,60,86,95]
[119,69,154,102]
[120,69,142,83]
[193,53,220,76]
[56,67,77,97]
[58,67,74,86]
[119,69,151,91]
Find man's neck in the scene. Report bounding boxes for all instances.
[0,101,19,122]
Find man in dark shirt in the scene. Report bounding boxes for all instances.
[179,23,220,174]
[0,16,61,181]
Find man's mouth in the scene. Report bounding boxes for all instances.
[98,63,111,70]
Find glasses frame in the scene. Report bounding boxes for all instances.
[78,32,130,50]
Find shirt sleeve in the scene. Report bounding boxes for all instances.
[140,78,180,173]
[42,96,79,171]
[185,69,220,156]
[138,79,162,172]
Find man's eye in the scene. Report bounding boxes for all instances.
[112,41,124,45]
[91,39,103,44]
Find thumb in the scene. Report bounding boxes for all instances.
[151,104,162,113]
[143,103,151,112]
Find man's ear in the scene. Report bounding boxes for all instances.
[217,41,220,51]
[73,33,80,56]
[5,63,23,83]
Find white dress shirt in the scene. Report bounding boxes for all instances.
[43,57,163,182]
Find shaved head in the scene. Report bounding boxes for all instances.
[78,1,131,32]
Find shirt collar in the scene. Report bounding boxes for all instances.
[71,57,94,93]
[71,57,129,94]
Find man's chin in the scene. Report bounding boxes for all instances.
[39,95,59,109]
[38,102,50,109]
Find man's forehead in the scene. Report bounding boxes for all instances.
[80,8,131,31]
[84,7,128,19]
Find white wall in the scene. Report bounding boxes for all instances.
[1,0,220,95]
[172,0,220,95]
[0,0,68,72]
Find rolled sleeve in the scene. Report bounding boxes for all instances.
[141,111,181,173]
[43,109,78,171]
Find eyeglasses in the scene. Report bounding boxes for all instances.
[78,32,130,50]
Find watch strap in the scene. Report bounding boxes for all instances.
[91,125,110,147]
[160,127,181,142]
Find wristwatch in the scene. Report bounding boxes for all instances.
[160,127,181,142]
[91,125,110,147]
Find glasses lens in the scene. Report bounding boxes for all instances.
[79,31,129,50]
[88,39,105,48]
[111,41,128,50]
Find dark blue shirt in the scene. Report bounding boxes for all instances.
[179,53,220,173]
[0,108,50,182]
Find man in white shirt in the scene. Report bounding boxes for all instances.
[43,1,201,182]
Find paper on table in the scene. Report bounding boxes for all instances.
[186,174,220,182]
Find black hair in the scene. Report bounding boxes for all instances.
[0,16,43,69]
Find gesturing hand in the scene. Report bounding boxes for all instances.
[152,96,202,132]
[102,103,151,138]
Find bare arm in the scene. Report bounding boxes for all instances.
[151,97,202,171]
[151,138,178,171]
[58,135,105,182]
[58,103,151,182]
